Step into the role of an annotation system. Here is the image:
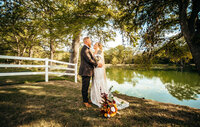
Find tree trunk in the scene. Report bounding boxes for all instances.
[15,35,21,64]
[50,39,54,66]
[178,0,200,72]
[29,46,33,58]
[67,31,81,73]
[69,31,81,64]
[21,45,27,57]
[17,48,21,65]
[186,39,200,72]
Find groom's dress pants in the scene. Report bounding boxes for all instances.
[82,76,91,102]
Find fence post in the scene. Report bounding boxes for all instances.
[75,63,77,83]
[45,58,49,82]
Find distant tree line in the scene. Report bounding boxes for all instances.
[104,42,193,66]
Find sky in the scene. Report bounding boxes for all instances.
[105,31,123,49]
[78,30,125,50]
[65,24,179,52]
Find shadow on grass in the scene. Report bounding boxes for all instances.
[0,81,200,127]
[0,68,75,86]
[0,82,93,127]
[0,75,74,86]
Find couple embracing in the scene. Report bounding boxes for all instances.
[79,37,129,110]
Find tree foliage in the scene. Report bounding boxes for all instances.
[0,0,199,71]
[0,0,116,63]
[104,45,135,64]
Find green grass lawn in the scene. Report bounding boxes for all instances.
[0,80,200,127]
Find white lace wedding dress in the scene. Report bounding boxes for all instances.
[90,50,129,110]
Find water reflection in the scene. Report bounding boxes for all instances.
[106,67,200,108]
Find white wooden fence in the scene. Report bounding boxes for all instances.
[0,55,77,83]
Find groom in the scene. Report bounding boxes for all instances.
[79,37,102,107]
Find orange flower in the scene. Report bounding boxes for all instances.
[100,92,118,118]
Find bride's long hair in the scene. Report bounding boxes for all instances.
[97,42,103,51]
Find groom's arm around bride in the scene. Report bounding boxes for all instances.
[79,40,99,76]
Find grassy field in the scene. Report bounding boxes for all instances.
[0,79,200,127]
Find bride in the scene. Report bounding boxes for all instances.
[90,42,129,110]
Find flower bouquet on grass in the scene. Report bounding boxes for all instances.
[100,93,118,118]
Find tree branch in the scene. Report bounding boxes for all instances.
[154,32,183,54]
[197,18,200,33]
[178,0,189,24]
[178,0,191,40]
[168,32,183,43]
[188,0,200,32]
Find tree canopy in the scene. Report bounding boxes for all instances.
[0,0,199,72]
[112,0,200,72]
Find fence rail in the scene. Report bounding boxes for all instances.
[0,55,77,83]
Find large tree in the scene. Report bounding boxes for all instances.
[0,0,42,59]
[64,0,114,64]
[32,0,68,63]
[113,0,200,72]
[0,0,115,65]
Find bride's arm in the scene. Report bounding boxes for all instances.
[102,52,105,67]
[90,49,95,56]
[101,51,107,80]
[93,49,98,55]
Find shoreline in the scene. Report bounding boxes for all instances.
[114,92,200,110]
[105,64,198,72]
[105,63,195,67]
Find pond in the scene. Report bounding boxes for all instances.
[106,67,200,109]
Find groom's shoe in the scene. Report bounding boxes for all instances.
[83,102,92,108]
[88,100,92,104]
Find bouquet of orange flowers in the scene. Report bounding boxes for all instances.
[100,93,118,118]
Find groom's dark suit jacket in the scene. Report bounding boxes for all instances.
[79,45,98,77]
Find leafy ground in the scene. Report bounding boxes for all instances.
[0,80,200,127]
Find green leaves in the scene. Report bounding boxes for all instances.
[105,45,135,64]
[0,0,118,59]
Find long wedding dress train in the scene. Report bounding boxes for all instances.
[90,50,129,110]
